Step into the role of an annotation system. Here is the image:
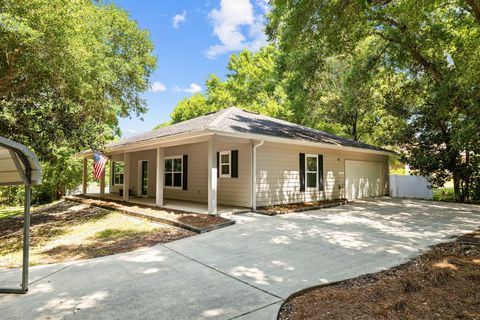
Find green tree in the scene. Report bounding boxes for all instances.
[0,0,156,204]
[0,0,156,159]
[268,0,480,202]
[170,93,213,123]
[168,46,292,123]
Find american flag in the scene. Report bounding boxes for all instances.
[92,152,108,180]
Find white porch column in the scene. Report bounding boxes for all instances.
[123,152,130,201]
[156,147,164,207]
[251,140,264,210]
[208,136,217,215]
[82,158,88,195]
[99,162,106,196]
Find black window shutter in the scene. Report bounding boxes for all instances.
[299,153,305,192]
[318,154,324,191]
[216,152,219,178]
[231,150,239,178]
[183,155,188,190]
[111,162,114,185]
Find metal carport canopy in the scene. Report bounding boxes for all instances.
[0,136,41,186]
[0,136,42,294]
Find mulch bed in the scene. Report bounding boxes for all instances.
[66,195,233,232]
[256,199,348,215]
[278,230,480,320]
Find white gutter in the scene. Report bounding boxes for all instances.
[251,140,264,210]
[208,128,395,156]
[77,130,212,158]
[77,125,395,158]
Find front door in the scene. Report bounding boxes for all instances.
[139,160,148,196]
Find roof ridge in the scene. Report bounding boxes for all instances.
[207,106,236,128]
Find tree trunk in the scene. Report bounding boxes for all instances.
[453,169,462,202]
[351,111,358,141]
[465,150,470,201]
[466,0,480,24]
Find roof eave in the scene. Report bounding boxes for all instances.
[207,128,396,156]
[76,129,213,157]
[77,127,395,158]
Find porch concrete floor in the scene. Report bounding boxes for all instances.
[84,193,250,216]
[1,198,480,319]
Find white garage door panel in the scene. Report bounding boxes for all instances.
[345,160,382,200]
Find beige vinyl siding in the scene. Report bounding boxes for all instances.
[256,141,389,207]
[109,154,124,194]
[108,151,157,197]
[107,140,252,207]
[216,141,251,207]
[127,150,157,197]
[163,140,252,207]
[164,142,208,203]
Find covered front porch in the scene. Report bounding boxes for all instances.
[80,134,258,215]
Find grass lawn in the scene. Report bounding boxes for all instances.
[433,187,455,202]
[0,200,193,268]
[279,231,480,320]
[0,207,24,219]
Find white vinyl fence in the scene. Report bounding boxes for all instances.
[390,175,433,199]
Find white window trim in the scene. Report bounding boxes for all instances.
[305,154,318,190]
[219,150,231,178]
[112,161,124,186]
[164,155,183,189]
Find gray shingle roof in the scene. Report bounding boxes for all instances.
[107,107,391,153]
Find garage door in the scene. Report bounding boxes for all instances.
[345,160,382,200]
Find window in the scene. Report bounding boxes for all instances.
[165,156,182,188]
[112,161,124,185]
[219,151,231,178]
[306,154,318,189]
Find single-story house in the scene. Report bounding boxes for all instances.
[79,107,394,214]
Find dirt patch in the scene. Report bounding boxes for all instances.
[69,195,231,229]
[278,231,480,320]
[0,200,193,268]
[257,199,348,215]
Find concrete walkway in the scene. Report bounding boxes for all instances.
[1,198,479,320]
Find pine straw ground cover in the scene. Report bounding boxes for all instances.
[279,231,480,320]
[0,200,193,268]
[257,199,348,215]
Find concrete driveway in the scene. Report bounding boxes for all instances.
[1,198,480,320]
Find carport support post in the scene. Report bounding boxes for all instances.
[82,158,88,195]
[21,184,31,292]
[208,137,217,215]
[123,152,130,201]
[156,147,164,207]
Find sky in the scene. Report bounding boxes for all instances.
[111,0,270,137]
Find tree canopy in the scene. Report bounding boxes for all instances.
[267,0,480,201]
[170,46,292,123]
[0,0,156,160]
[0,0,156,204]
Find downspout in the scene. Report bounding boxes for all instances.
[251,140,264,210]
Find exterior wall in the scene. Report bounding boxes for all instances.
[164,142,208,203]
[108,150,157,197]
[107,138,388,209]
[255,141,389,207]
[107,139,252,207]
[216,140,252,207]
[128,149,157,197]
[109,154,124,194]
[163,140,252,207]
